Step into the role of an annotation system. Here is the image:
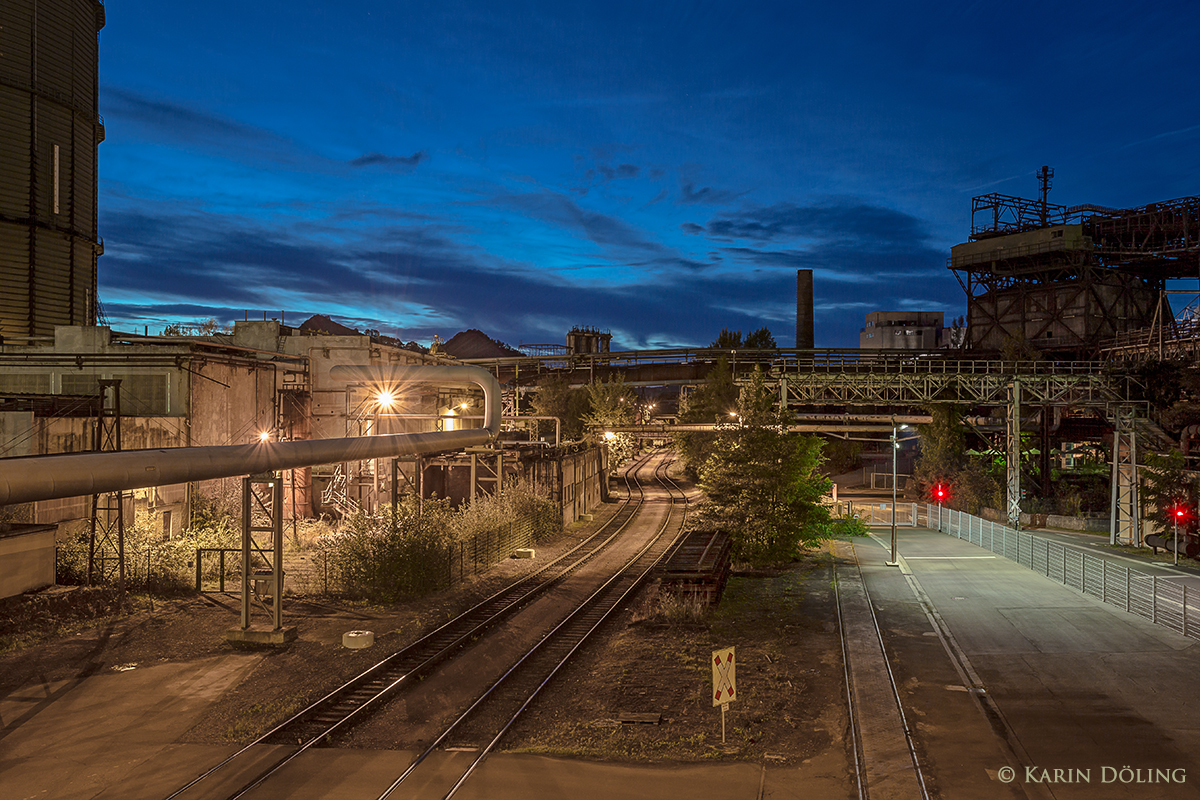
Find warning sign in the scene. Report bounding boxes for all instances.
[712,646,736,707]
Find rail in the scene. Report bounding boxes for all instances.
[164,451,663,800]
[924,504,1200,641]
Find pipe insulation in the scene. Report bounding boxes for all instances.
[0,365,500,507]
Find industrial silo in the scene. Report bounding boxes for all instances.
[0,0,105,340]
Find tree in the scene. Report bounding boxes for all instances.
[743,327,776,349]
[583,376,637,465]
[675,357,739,480]
[531,373,590,441]
[680,357,738,424]
[696,368,834,565]
[709,327,776,349]
[710,328,743,349]
[1142,450,1200,542]
[912,405,999,515]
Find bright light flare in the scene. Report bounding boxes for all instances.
[258,430,271,442]
[603,431,616,440]
[376,389,397,410]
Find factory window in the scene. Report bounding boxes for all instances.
[59,373,172,415]
[0,373,51,393]
[1051,229,1063,239]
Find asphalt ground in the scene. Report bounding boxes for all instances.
[858,525,1200,800]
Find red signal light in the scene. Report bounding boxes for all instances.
[932,483,949,505]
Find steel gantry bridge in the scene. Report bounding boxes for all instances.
[465,348,1163,544]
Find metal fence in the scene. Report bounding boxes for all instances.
[922,504,1200,641]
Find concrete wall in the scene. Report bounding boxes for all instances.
[0,526,56,598]
[980,507,1109,532]
[560,447,604,525]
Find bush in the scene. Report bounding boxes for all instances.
[56,494,242,594]
[315,482,562,603]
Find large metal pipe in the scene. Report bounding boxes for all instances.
[0,365,500,506]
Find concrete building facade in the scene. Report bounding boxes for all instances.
[860,311,945,349]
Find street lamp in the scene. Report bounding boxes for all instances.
[888,421,909,566]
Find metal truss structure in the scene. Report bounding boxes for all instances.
[953,191,1200,354]
[470,346,1160,532]
[239,474,284,632]
[1110,410,1140,546]
[1007,382,1023,527]
[88,379,124,587]
[774,356,1133,409]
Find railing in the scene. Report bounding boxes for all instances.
[835,501,918,527]
[923,504,1200,641]
[194,547,274,592]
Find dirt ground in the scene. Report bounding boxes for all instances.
[0,511,849,767]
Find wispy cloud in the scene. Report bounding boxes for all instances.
[348,150,428,169]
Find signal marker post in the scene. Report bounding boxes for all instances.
[712,646,736,743]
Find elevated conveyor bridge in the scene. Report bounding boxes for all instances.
[467,348,1164,543]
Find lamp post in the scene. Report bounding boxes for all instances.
[888,421,908,567]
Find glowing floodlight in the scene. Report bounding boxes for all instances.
[375,389,397,410]
[258,431,271,442]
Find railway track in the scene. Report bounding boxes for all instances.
[833,540,932,800]
[165,448,688,800]
[378,451,689,799]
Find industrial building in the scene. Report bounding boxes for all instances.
[0,320,461,532]
[0,0,106,339]
[859,311,946,349]
[950,168,1200,353]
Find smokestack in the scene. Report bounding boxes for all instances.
[796,269,814,348]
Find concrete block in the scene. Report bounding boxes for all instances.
[513,548,536,559]
[342,630,375,649]
[225,625,298,645]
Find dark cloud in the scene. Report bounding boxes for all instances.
[680,222,704,235]
[484,192,671,256]
[599,163,639,180]
[104,87,263,142]
[348,151,428,169]
[703,201,929,247]
[98,197,960,351]
[679,182,742,205]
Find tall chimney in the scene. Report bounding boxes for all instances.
[796,269,814,348]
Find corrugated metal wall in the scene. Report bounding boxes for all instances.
[0,0,104,339]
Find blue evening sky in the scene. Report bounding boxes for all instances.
[95,1,1200,349]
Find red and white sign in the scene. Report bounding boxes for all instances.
[712,646,736,707]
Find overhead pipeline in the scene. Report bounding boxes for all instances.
[0,365,500,506]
